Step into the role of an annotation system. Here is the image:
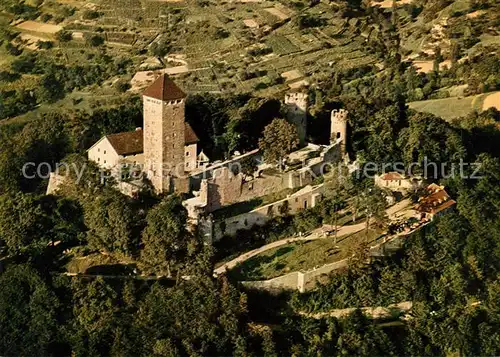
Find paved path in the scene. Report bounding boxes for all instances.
[214,199,413,275]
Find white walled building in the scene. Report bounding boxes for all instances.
[87,129,144,171]
[87,124,199,177]
[374,172,421,192]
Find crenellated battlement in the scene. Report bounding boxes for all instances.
[331,108,348,123]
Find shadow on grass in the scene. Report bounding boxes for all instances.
[228,245,295,281]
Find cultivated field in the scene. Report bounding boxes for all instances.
[264,6,290,21]
[412,60,452,73]
[1,0,381,112]
[16,20,62,34]
[408,91,500,121]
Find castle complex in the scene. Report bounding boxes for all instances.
[48,75,350,242]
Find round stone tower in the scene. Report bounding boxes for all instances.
[330,109,348,153]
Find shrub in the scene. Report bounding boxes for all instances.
[213,27,230,39]
[296,14,326,29]
[6,42,22,56]
[53,15,64,24]
[82,10,100,20]
[114,79,131,93]
[55,30,72,42]
[40,13,53,22]
[37,40,53,50]
[85,34,104,47]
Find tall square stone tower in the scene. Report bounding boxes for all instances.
[143,74,187,193]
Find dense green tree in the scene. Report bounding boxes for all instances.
[114,79,131,93]
[398,112,466,171]
[36,72,65,103]
[82,9,100,20]
[226,97,282,155]
[149,38,171,57]
[42,195,86,246]
[0,265,59,357]
[134,277,248,356]
[293,209,322,233]
[239,155,258,177]
[140,195,188,276]
[259,118,299,169]
[69,277,119,357]
[363,104,407,163]
[82,190,135,254]
[337,310,396,355]
[0,192,51,256]
[85,34,104,47]
[185,93,237,159]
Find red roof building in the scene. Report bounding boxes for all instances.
[416,184,456,220]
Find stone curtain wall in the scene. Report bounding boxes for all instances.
[204,167,322,214]
[239,173,286,202]
[188,149,260,191]
[213,184,323,240]
[191,141,342,214]
[241,272,301,292]
[241,258,349,293]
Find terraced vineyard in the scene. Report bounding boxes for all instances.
[266,34,300,55]
[1,0,384,101]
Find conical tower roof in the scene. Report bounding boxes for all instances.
[143,74,186,101]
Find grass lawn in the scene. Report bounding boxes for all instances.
[228,228,382,281]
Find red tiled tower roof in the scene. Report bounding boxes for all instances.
[142,74,186,101]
